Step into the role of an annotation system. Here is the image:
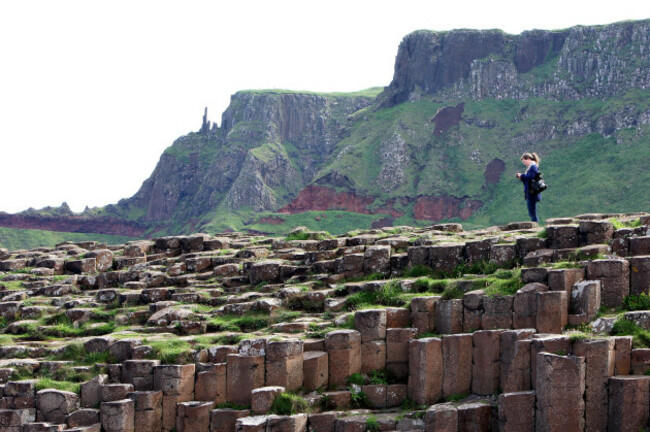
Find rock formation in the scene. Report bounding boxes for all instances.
[0,212,648,431]
[1,20,648,241]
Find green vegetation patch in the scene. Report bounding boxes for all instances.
[623,293,650,311]
[248,210,387,237]
[612,318,650,348]
[346,280,410,310]
[270,392,309,415]
[0,226,136,251]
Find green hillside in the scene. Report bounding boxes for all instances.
[0,227,137,251]
[218,89,649,234]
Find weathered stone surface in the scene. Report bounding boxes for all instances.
[302,351,328,391]
[354,309,387,341]
[464,237,498,264]
[442,333,472,399]
[408,337,442,405]
[498,391,535,432]
[530,335,571,389]
[206,345,238,363]
[122,360,159,391]
[516,237,547,258]
[100,399,135,432]
[386,328,417,364]
[628,255,650,295]
[252,386,284,416]
[335,254,364,277]
[472,330,503,395]
[265,413,308,432]
[536,291,567,334]
[239,338,267,357]
[85,249,114,272]
[36,389,80,424]
[490,243,517,266]
[65,258,97,274]
[81,374,108,408]
[429,244,464,273]
[129,389,162,411]
[23,422,65,432]
[608,376,650,432]
[523,248,554,267]
[153,364,195,396]
[630,236,650,256]
[361,384,387,409]
[134,407,162,432]
[235,415,268,431]
[109,339,141,363]
[363,245,391,275]
[547,225,580,249]
[579,220,614,246]
[425,402,458,432]
[101,383,135,402]
[613,336,633,376]
[587,259,630,307]
[547,268,584,296]
[386,307,410,328]
[573,338,615,431]
[249,260,282,285]
[210,408,251,432]
[386,384,407,408]
[569,280,601,325]
[623,310,650,330]
[361,340,386,374]
[67,408,100,427]
[227,354,265,406]
[500,330,535,393]
[631,348,650,375]
[194,363,226,404]
[265,340,303,391]
[481,295,513,330]
[161,394,192,431]
[408,246,429,267]
[434,299,463,334]
[512,282,548,329]
[321,391,350,410]
[0,409,29,429]
[410,296,437,335]
[535,353,585,432]
[457,402,492,432]
[324,330,361,388]
[521,267,548,283]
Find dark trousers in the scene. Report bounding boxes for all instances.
[526,196,539,222]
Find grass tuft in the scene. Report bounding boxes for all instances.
[270,392,309,415]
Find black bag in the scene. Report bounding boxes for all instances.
[530,172,548,194]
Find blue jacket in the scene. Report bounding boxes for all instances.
[520,163,541,202]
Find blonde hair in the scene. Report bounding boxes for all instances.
[521,152,540,165]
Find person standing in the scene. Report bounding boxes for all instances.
[516,152,541,222]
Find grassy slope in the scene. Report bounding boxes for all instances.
[249,90,649,233]
[0,227,137,251]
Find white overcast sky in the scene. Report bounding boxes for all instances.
[1,0,648,214]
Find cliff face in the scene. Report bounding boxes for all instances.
[120,91,376,224]
[382,20,649,105]
[0,212,148,237]
[2,20,649,239]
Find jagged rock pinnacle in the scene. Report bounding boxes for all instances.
[200,107,210,134]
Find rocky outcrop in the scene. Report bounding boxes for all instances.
[278,186,480,222]
[123,91,375,221]
[0,212,148,237]
[413,196,483,221]
[278,186,376,214]
[382,30,508,106]
[2,21,648,241]
[382,20,650,105]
